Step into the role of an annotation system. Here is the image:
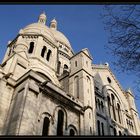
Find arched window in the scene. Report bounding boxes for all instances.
[74,76,79,98]
[119,131,122,136]
[46,49,52,61]
[70,129,75,136]
[57,61,61,74]
[117,103,121,123]
[42,117,50,136]
[41,46,47,57]
[28,42,34,53]
[90,127,92,134]
[101,122,104,135]
[57,110,64,136]
[97,120,101,136]
[107,96,111,116]
[101,101,104,113]
[111,94,116,121]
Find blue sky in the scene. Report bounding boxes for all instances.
[0,5,139,115]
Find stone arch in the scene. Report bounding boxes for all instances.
[38,112,53,136]
[102,85,124,109]
[53,105,68,135]
[36,71,52,82]
[102,85,123,105]
[31,67,58,85]
[16,42,28,49]
[103,85,125,124]
[67,124,78,136]
[10,42,29,57]
[39,112,54,124]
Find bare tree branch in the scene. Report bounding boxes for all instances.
[102,5,140,74]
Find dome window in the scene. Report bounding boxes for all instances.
[41,46,47,58]
[46,49,52,61]
[28,42,34,54]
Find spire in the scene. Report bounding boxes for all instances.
[38,12,47,25]
[50,18,57,30]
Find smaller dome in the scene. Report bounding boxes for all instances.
[22,23,56,44]
[50,18,57,30]
[50,29,71,49]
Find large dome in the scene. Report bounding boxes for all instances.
[20,13,74,56]
[21,23,56,44]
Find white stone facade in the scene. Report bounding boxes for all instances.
[0,12,140,136]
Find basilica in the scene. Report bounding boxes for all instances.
[0,12,140,136]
